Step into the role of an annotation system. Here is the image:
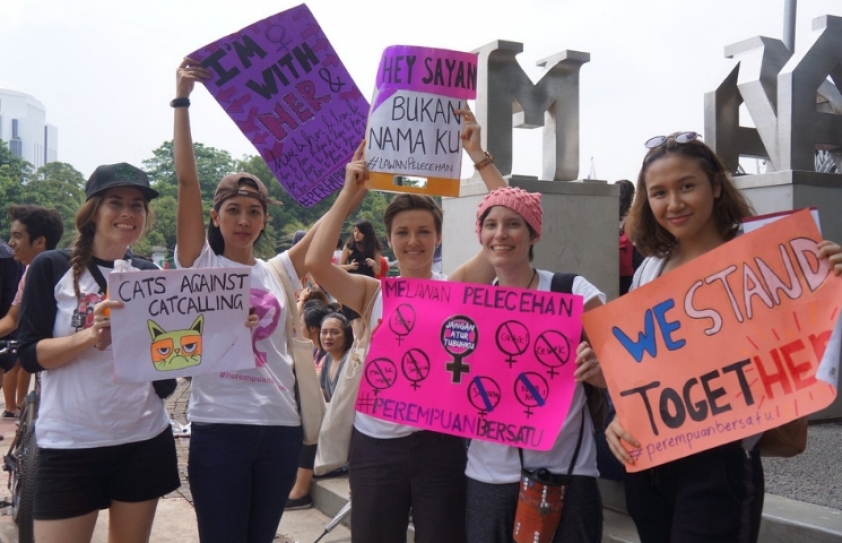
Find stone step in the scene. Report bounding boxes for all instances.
[312,476,842,543]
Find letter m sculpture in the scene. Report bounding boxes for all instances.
[472,41,590,181]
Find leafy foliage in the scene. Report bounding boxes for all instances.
[0,138,398,260]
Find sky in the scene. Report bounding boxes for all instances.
[1,0,840,185]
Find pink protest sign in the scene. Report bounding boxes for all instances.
[188,4,368,207]
[355,278,584,450]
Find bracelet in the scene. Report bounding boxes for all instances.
[170,98,191,108]
[474,151,494,171]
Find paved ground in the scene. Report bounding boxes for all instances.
[0,377,837,542]
[0,378,350,543]
[763,420,842,510]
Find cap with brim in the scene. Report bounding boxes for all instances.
[213,173,282,208]
[86,163,158,201]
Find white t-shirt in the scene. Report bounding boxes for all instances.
[176,242,301,426]
[353,271,447,439]
[465,269,606,484]
[20,253,169,449]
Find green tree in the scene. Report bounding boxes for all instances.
[21,162,86,247]
[141,140,400,260]
[0,140,33,232]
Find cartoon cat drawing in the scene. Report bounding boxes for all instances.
[147,315,203,371]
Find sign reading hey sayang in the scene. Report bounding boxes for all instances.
[188,4,368,207]
[582,210,842,472]
[109,267,253,383]
[355,278,583,450]
[365,45,477,197]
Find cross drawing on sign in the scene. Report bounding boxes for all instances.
[446,359,471,383]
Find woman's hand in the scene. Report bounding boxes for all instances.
[605,418,640,465]
[365,258,376,269]
[456,107,486,161]
[343,140,368,192]
[574,341,606,388]
[819,240,842,276]
[176,58,211,99]
[93,299,124,351]
[246,308,259,330]
[343,260,359,271]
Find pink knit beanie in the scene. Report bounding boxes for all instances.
[475,187,543,242]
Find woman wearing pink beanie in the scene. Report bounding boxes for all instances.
[465,186,607,543]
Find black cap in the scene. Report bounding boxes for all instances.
[85,163,159,201]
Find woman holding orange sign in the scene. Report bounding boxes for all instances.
[579,132,842,543]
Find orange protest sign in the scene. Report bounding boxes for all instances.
[582,210,841,472]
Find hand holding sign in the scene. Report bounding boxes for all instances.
[582,211,842,471]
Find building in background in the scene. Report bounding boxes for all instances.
[0,84,58,168]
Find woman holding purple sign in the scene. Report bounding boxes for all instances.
[465,187,606,543]
[172,59,351,543]
[306,109,506,543]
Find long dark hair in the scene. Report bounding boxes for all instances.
[208,177,267,255]
[345,219,381,257]
[625,134,753,258]
[321,311,354,353]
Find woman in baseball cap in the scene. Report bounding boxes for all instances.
[16,162,179,542]
[172,58,340,543]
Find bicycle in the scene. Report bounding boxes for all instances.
[1,339,40,543]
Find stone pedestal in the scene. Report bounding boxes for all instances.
[442,176,620,302]
[735,170,842,420]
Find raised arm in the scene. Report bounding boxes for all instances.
[447,109,507,284]
[458,108,506,192]
[174,58,212,268]
[306,144,379,316]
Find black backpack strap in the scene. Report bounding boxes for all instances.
[550,272,578,295]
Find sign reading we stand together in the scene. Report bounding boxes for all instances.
[583,210,842,471]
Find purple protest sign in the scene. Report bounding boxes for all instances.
[188,4,368,207]
[372,45,478,110]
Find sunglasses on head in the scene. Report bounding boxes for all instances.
[644,132,701,149]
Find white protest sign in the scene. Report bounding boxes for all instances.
[109,267,254,383]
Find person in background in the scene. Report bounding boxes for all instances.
[286,300,337,511]
[0,238,23,409]
[17,163,179,543]
[0,205,63,419]
[617,179,643,296]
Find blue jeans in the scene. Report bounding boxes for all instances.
[188,423,302,543]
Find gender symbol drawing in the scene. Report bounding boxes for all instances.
[364,357,397,395]
[495,320,530,367]
[401,348,431,390]
[533,330,572,378]
[513,371,550,418]
[440,315,478,384]
[467,376,502,416]
[148,315,204,372]
[390,303,416,345]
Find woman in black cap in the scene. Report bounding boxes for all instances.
[16,162,179,543]
[172,59,360,543]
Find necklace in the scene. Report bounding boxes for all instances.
[524,268,537,289]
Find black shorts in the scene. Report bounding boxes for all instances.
[34,427,180,520]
